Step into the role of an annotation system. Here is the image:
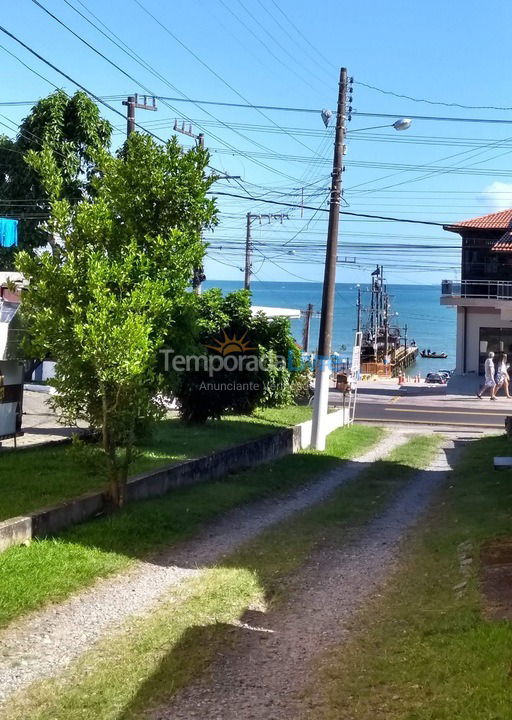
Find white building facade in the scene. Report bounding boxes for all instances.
[441,209,512,375]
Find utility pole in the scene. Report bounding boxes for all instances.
[122,94,157,137]
[383,300,389,363]
[245,213,288,290]
[403,323,408,350]
[302,303,314,353]
[245,212,252,291]
[356,286,362,334]
[311,67,349,451]
[174,120,208,294]
[173,119,204,148]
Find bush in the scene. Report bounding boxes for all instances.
[171,289,305,422]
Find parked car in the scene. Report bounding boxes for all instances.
[437,371,451,381]
[438,369,453,377]
[425,372,447,384]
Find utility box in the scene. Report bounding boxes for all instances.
[0,273,26,441]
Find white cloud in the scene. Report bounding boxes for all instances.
[478,181,512,211]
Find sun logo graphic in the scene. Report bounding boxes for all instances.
[205,329,256,356]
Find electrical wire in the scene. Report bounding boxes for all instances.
[131,0,319,154]
[356,80,512,111]
[210,191,448,225]
[31,0,307,183]
[267,0,335,72]
[0,23,169,144]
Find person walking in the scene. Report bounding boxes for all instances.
[494,353,511,398]
[477,351,496,399]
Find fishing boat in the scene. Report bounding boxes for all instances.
[358,266,418,376]
[420,350,448,359]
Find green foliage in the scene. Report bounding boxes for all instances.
[0,408,311,522]
[0,90,112,266]
[0,423,378,630]
[16,131,217,504]
[172,288,304,422]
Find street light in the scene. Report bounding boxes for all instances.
[311,77,413,450]
[392,118,412,131]
[345,118,413,133]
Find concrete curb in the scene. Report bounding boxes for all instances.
[0,408,350,553]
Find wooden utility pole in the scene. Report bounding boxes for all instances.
[245,213,288,290]
[311,67,349,450]
[245,212,252,291]
[122,94,157,137]
[302,303,314,353]
[356,286,362,333]
[174,121,207,294]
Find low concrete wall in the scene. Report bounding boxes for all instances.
[0,408,349,553]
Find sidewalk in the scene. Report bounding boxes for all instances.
[341,375,512,411]
[0,390,85,450]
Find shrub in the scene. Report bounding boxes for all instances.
[172,289,305,423]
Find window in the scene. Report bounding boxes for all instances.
[479,327,512,374]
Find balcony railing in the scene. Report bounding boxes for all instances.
[441,279,512,300]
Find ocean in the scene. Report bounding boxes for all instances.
[202,280,457,376]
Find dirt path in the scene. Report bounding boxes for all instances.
[152,436,464,720]
[0,431,405,703]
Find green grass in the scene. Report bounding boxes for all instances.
[1,567,265,720]
[0,424,382,628]
[229,433,442,596]
[0,433,442,720]
[301,432,512,720]
[0,406,311,521]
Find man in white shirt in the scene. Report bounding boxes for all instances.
[477,351,496,400]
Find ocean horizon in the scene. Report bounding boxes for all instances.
[203,279,457,375]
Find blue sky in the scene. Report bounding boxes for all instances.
[2,0,512,285]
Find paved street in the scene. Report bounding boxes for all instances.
[330,376,511,430]
[0,390,85,450]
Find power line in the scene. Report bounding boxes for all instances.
[131,0,318,155]
[0,42,61,91]
[0,23,168,143]
[210,190,447,225]
[356,80,512,111]
[253,0,333,81]
[138,97,512,126]
[29,1,306,183]
[267,0,335,72]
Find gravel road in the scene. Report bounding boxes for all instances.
[0,430,405,703]
[152,436,465,720]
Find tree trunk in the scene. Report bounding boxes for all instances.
[102,389,122,509]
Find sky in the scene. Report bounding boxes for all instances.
[2,0,512,286]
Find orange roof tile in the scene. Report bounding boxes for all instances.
[492,229,512,252]
[444,208,512,232]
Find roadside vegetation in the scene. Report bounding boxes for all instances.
[301,432,512,720]
[10,91,309,509]
[0,406,311,522]
[0,433,443,720]
[0,424,381,628]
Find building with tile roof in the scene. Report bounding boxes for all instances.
[442,209,512,375]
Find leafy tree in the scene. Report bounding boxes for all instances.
[174,289,303,423]
[17,132,217,506]
[0,90,111,267]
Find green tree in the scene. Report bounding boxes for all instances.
[174,288,303,423]
[0,90,111,267]
[17,132,217,506]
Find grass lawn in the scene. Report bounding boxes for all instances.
[0,434,442,720]
[301,432,512,720]
[0,405,311,522]
[0,424,382,628]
